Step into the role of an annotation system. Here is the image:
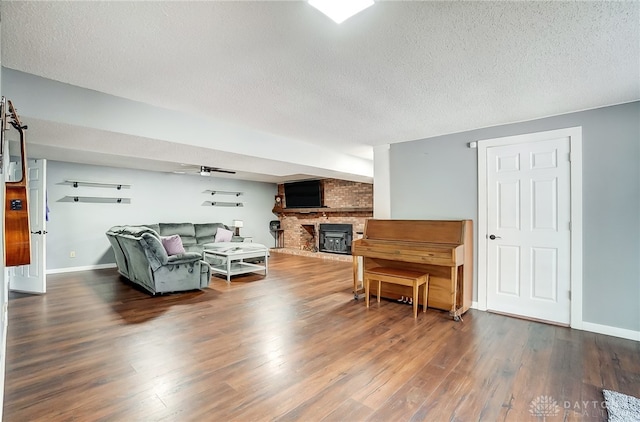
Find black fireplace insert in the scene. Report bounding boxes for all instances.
[318,223,353,255]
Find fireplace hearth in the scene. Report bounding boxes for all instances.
[318,224,353,255]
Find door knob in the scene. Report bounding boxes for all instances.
[489,234,501,240]
[30,230,47,235]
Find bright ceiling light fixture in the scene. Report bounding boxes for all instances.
[308,0,374,24]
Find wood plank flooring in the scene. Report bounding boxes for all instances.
[3,254,639,421]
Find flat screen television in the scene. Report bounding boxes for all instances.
[284,180,323,208]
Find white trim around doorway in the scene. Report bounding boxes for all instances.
[476,127,583,330]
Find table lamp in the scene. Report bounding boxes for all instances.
[233,220,243,236]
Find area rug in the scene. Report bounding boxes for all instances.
[603,389,640,422]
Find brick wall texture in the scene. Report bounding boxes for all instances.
[276,179,373,251]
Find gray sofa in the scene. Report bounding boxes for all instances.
[106,223,239,294]
[143,222,243,253]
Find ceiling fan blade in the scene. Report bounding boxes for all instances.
[198,165,236,175]
[210,168,236,174]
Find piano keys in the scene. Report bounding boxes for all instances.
[351,219,473,320]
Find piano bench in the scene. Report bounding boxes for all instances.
[364,267,430,319]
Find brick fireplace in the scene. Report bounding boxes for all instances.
[272,179,373,258]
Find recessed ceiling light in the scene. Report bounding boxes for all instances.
[308,0,374,24]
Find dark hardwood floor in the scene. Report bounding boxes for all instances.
[3,254,639,421]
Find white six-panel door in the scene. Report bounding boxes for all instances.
[9,159,46,294]
[486,137,571,324]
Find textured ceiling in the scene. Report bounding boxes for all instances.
[1,1,639,182]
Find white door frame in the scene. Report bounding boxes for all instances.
[476,127,583,329]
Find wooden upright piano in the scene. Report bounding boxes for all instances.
[351,219,473,320]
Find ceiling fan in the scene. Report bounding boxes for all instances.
[173,164,237,176]
[198,165,236,176]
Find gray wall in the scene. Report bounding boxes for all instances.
[390,101,640,331]
[46,161,277,270]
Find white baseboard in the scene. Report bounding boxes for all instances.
[469,303,638,342]
[580,321,640,342]
[46,263,117,275]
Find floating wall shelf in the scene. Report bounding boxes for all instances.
[204,190,243,197]
[65,180,131,190]
[61,196,131,204]
[203,201,244,207]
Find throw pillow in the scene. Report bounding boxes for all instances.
[161,234,186,255]
[215,227,233,242]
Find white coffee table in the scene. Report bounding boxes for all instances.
[202,243,268,283]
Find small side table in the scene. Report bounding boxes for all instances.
[271,229,284,248]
